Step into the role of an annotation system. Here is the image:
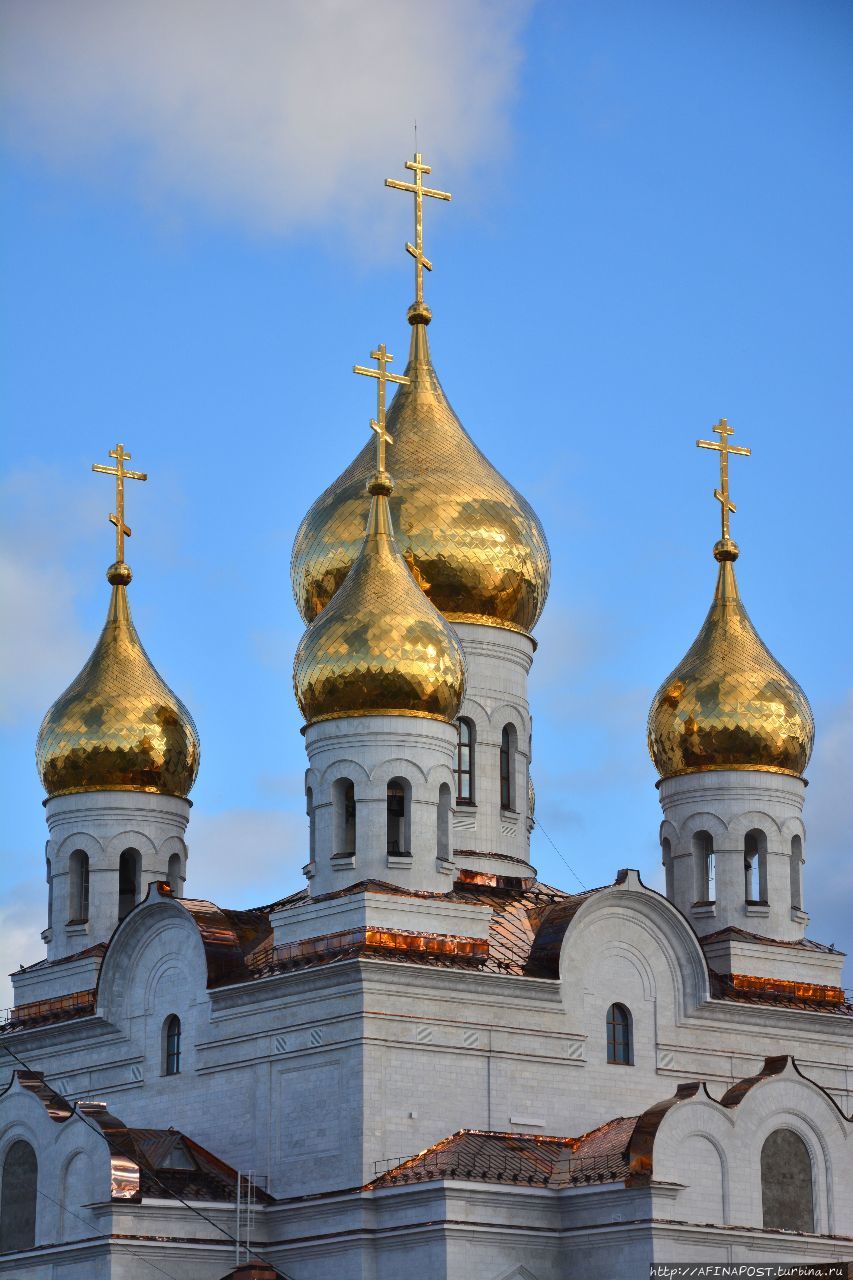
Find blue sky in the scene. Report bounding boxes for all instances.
[1,0,851,1007]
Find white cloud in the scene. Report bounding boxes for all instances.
[186,806,306,906]
[0,468,99,726]
[800,689,853,971]
[0,885,46,1013]
[0,0,531,236]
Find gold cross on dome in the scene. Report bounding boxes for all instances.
[385,153,451,309]
[353,344,409,473]
[92,443,147,564]
[696,418,751,542]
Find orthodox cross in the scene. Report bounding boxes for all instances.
[353,344,409,473]
[696,418,751,542]
[92,443,147,563]
[385,153,451,309]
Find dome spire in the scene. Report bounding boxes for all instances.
[36,445,200,798]
[385,151,451,326]
[696,416,751,564]
[91,442,147,587]
[647,420,813,780]
[352,340,409,492]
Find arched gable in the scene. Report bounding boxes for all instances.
[96,888,209,1028]
[554,870,710,1027]
[633,1058,853,1236]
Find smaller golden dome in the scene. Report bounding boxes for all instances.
[648,544,813,780]
[36,571,200,798]
[293,477,466,725]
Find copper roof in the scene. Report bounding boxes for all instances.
[702,925,844,954]
[367,1116,637,1190]
[3,1069,271,1205]
[6,988,97,1031]
[710,970,853,1014]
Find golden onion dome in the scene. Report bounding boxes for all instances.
[648,541,814,780]
[293,472,466,725]
[36,564,200,798]
[291,319,551,635]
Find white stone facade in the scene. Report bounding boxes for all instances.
[39,790,190,963]
[303,713,458,895]
[2,864,851,1279]
[451,622,534,864]
[659,769,810,945]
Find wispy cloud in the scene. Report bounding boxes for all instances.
[800,689,853,973]
[186,806,306,906]
[1,0,531,237]
[0,468,99,725]
[0,884,46,1012]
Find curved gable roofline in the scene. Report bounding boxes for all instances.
[720,1054,851,1123]
[1,1069,74,1122]
[628,1055,852,1186]
[527,869,711,1006]
[95,883,273,1013]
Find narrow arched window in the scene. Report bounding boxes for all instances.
[661,837,673,899]
[0,1139,37,1252]
[790,834,803,911]
[387,778,409,855]
[692,830,715,902]
[306,786,316,861]
[332,778,356,856]
[118,848,140,921]
[456,718,474,803]
[68,849,89,923]
[761,1129,814,1233]
[437,782,452,861]
[606,1003,633,1065]
[46,856,53,930]
[500,724,517,810]
[744,829,768,903]
[164,1015,182,1076]
[167,852,183,897]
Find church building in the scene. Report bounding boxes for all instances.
[1,155,851,1280]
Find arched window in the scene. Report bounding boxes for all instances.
[692,830,715,902]
[332,778,356,856]
[68,849,90,923]
[437,782,452,861]
[456,718,475,803]
[167,852,183,897]
[761,1129,814,1233]
[744,829,768,903]
[0,1139,37,1252]
[306,786,316,861]
[606,1003,633,1065]
[790,834,804,911]
[118,848,140,921]
[164,1015,182,1076]
[661,837,673,899]
[387,778,410,855]
[500,724,517,811]
[46,856,53,931]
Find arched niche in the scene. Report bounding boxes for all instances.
[0,1138,37,1252]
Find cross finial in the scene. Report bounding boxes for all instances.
[696,418,751,548]
[385,152,451,323]
[92,443,147,578]
[353,344,410,479]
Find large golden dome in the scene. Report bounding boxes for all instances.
[648,543,813,780]
[291,319,550,634]
[36,568,200,798]
[294,473,466,725]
